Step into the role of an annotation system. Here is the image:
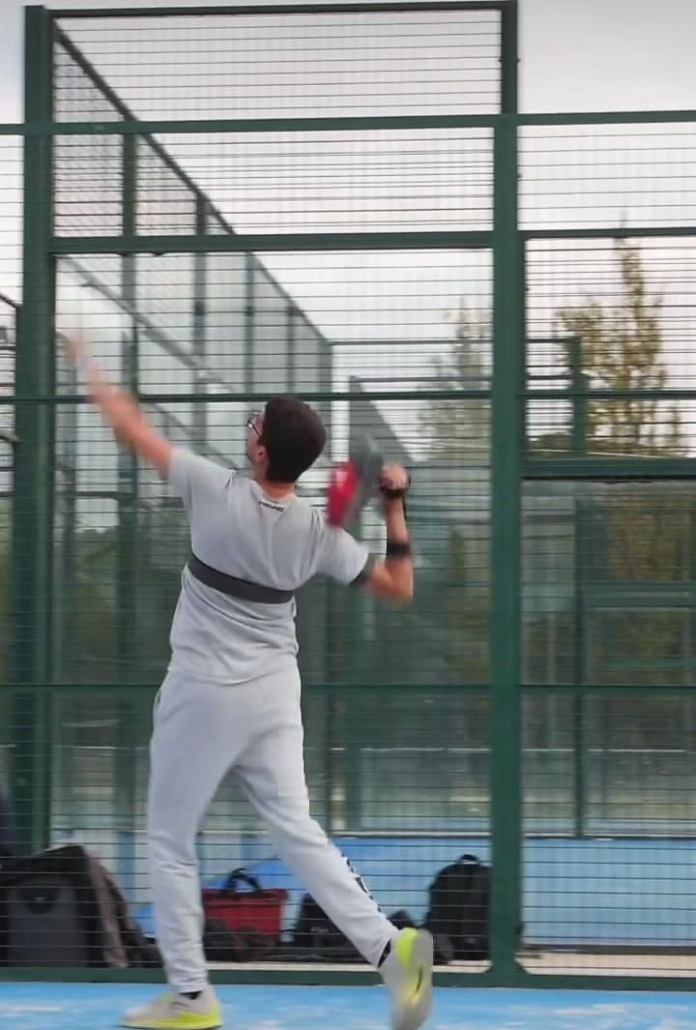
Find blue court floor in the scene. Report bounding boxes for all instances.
[2,984,696,1030]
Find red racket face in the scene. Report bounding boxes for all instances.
[326,460,361,526]
[325,437,383,527]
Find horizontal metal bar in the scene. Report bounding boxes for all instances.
[524,457,696,479]
[526,387,696,401]
[519,108,696,125]
[332,339,488,350]
[0,680,490,695]
[0,388,475,404]
[52,231,490,254]
[52,2,506,20]
[141,388,481,403]
[5,680,696,697]
[49,227,696,257]
[15,113,497,135]
[583,595,696,611]
[524,225,696,241]
[8,679,696,696]
[4,109,695,137]
[522,683,696,696]
[8,387,691,405]
[4,112,695,137]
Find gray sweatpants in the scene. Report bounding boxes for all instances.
[148,666,397,993]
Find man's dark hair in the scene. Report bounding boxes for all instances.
[261,396,326,483]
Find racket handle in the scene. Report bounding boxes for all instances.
[380,474,411,500]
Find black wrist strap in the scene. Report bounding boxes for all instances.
[386,540,412,559]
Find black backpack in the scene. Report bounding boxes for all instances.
[0,844,161,968]
[292,894,362,960]
[423,854,490,960]
[290,896,429,964]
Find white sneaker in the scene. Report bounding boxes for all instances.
[380,927,434,1030]
[122,985,222,1029]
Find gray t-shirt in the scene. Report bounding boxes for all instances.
[167,447,371,684]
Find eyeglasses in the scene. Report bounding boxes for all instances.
[247,411,263,438]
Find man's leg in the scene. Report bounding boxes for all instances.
[146,672,254,992]
[236,666,433,1030]
[236,666,396,967]
[125,671,252,1026]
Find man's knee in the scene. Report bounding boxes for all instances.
[147,814,197,865]
[270,810,328,852]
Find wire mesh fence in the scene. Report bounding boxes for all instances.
[1,0,696,989]
[54,6,504,119]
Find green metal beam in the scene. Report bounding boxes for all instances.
[51,231,491,254]
[11,3,55,856]
[0,389,494,405]
[2,109,694,137]
[519,109,696,125]
[489,114,523,979]
[50,227,696,256]
[526,387,696,401]
[0,386,491,405]
[52,2,509,20]
[525,457,696,479]
[525,225,696,240]
[3,680,696,697]
[11,114,499,134]
[522,683,696,696]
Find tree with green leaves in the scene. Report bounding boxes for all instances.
[422,303,490,462]
[414,303,491,682]
[534,239,685,459]
[535,240,691,688]
[421,242,692,687]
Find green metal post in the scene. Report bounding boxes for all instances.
[118,130,139,681]
[57,362,77,684]
[569,337,588,837]
[244,254,255,395]
[286,304,296,392]
[11,4,55,855]
[488,0,522,979]
[115,128,140,888]
[500,0,519,114]
[489,114,523,977]
[192,194,208,450]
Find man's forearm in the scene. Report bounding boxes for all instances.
[384,499,410,544]
[76,352,173,475]
[384,499,413,597]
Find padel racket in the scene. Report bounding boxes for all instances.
[326,435,383,527]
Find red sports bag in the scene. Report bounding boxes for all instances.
[202,869,288,940]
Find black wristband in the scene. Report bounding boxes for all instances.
[380,473,412,500]
[386,540,412,559]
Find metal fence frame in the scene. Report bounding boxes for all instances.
[0,0,695,992]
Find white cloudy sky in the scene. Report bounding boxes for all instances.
[1,0,695,121]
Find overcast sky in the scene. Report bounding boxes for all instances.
[1,0,696,121]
